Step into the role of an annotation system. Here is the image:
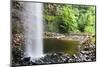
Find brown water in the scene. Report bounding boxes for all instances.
[43,38,80,55]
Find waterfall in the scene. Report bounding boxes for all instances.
[22,2,43,59]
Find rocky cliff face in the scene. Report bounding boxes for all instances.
[11,1,24,34]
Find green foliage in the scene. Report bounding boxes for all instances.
[59,5,78,33]
[44,4,96,34]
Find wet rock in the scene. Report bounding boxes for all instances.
[23,57,30,62]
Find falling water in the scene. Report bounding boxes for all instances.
[22,2,43,59]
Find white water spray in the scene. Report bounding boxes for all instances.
[22,2,43,59]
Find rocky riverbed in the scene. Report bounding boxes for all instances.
[11,33,96,67]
